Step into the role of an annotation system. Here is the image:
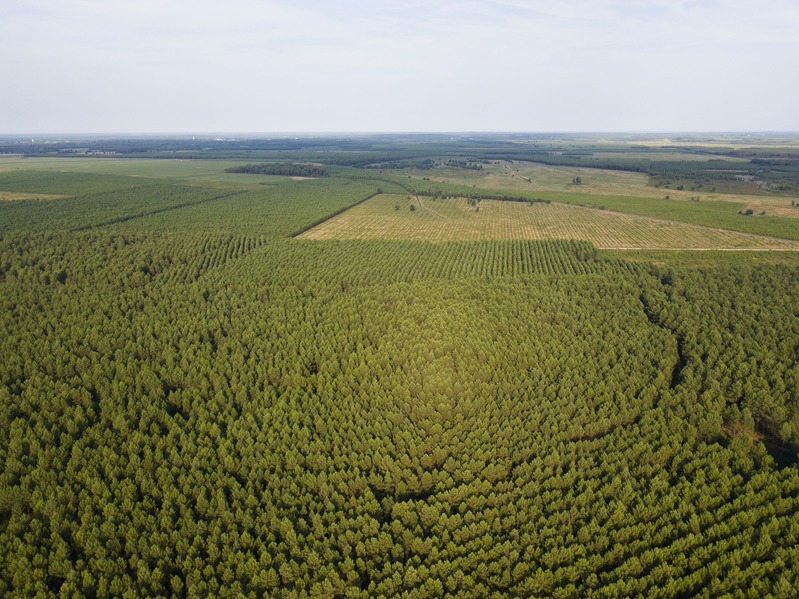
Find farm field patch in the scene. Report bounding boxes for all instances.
[414,160,799,218]
[0,191,67,201]
[0,156,280,187]
[299,193,799,250]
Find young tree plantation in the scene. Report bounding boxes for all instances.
[1,134,798,597]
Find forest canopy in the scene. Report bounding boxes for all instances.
[225,163,328,177]
[1,136,799,597]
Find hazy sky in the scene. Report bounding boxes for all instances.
[2,0,798,133]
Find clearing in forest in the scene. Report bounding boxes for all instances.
[298,193,799,250]
[0,191,68,201]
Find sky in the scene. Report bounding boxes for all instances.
[1,0,798,133]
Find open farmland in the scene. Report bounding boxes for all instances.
[299,193,799,250]
[0,156,287,186]
[403,160,799,220]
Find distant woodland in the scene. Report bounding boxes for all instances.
[225,163,328,177]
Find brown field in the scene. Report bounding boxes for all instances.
[298,193,799,250]
[0,191,67,201]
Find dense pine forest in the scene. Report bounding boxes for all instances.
[1,136,799,597]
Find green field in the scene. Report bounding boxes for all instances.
[0,155,285,185]
[2,136,799,597]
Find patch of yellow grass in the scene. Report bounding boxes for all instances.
[738,197,799,218]
[299,194,799,250]
[0,191,67,201]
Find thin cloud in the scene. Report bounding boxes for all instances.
[1,0,797,132]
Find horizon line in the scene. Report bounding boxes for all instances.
[2,130,799,139]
